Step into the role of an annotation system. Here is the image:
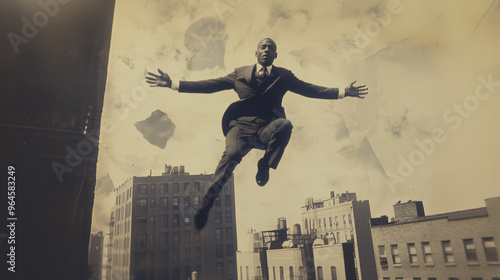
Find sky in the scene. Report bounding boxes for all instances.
[91,0,500,252]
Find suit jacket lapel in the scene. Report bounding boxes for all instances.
[244,65,255,85]
[261,67,280,95]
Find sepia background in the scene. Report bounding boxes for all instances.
[90,0,500,254]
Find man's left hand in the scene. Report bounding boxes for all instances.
[345,81,368,99]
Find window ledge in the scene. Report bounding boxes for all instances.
[444,263,457,267]
[467,262,480,266]
[392,264,402,268]
[410,264,420,267]
[487,261,500,266]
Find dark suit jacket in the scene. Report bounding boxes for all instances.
[179,65,341,135]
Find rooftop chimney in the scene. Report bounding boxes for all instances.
[394,200,425,222]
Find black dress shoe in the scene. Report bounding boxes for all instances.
[256,158,270,186]
[194,205,211,231]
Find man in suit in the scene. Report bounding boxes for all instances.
[146,38,368,230]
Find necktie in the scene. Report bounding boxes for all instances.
[259,67,268,80]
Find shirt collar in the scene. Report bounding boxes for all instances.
[256,63,272,74]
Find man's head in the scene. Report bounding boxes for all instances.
[255,38,277,66]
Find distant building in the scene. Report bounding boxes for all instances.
[108,165,238,280]
[237,191,376,280]
[89,231,105,280]
[301,191,377,280]
[370,197,500,280]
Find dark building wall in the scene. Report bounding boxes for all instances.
[352,200,378,280]
[128,171,238,280]
[0,1,115,279]
[89,232,105,280]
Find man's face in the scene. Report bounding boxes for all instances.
[255,39,277,66]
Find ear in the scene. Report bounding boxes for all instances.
[255,51,258,57]
[275,53,278,59]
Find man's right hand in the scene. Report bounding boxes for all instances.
[146,69,172,88]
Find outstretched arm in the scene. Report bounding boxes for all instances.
[286,70,368,99]
[146,68,235,93]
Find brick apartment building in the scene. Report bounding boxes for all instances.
[108,165,238,280]
[370,197,500,280]
[301,191,377,280]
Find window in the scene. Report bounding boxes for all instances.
[173,197,179,210]
[184,230,191,243]
[215,197,221,207]
[348,214,352,224]
[159,197,168,210]
[194,196,201,206]
[184,197,190,208]
[194,182,201,193]
[160,233,168,247]
[150,184,156,193]
[225,195,232,207]
[323,218,326,228]
[215,211,222,223]
[137,216,147,226]
[195,247,201,260]
[173,183,179,193]
[317,266,323,280]
[408,243,418,264]
[173,267,180,279]
[137,184,147,194]
[161,215,168,228]
[195,231,201,242]
[378,245,388,268]
[137,198,147,209]
[215,228,222,241]
[184,182,190,193]
[185,248,191,261]
[184,217,190,227]
[159,183,168,193]
[290,266,294,280]
[343,215,346,226]
[216,262,224,276]
[225,211,232,223]
[330,266,337,280]
[216,245,223,258]
[391,244,401,264]
[173,214,179,227]
[173,232,179,244]
[226,227,233,240]
[150,198,155,208]
[442,241,455,263]
[280,266,284,280]
[463,239,478,262]
[228,261,234,275]
[318,219,321,228]
[149,215,155,226]
[482,237,499,262]
[421,242,434,264]
[329,217,332,227]
[148,233,154,247]
[299,267,305,280]
[441,240,455,263]
[227,244,234,256]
